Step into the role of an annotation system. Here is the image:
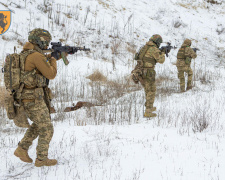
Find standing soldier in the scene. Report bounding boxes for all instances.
[176,39,197,92]
[13,28,59,167]
[132,34,167,117]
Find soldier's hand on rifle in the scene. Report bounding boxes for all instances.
[161,47,170,54]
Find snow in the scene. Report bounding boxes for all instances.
[0,0,225,179]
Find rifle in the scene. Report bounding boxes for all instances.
[43,42,90,65]
[192,48,200,53]
[159,42,177,57]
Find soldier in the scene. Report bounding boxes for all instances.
[132,34,167,117]
[176,39,197,92]
[13,28,60,167]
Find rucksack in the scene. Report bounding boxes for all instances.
[4,50,36,93]
[134,45,150,61]
[131,45,151,85]
[3,50,35,119]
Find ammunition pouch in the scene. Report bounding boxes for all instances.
[21,70,37,87]
[143,57,156,68]
[21,70,47,88]
[5,95,16,119]
[13,106,30,128]
[185,57,192,65]
[20,87,44,101]
[142,68,155,80]
[4,95,30,127]
[36,74,48,87]
[131,68,143,85]
[44,87,53,101]
[34,88,45,101]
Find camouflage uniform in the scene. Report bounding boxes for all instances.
[19,98,54,161]
[133,35,165,117]
[14,29,57,166]
[176,39,197,92]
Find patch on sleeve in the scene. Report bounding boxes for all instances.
[42,58,51,67]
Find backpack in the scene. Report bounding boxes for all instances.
[3,50,35,119]
[131,45,151,85]
[177,46,191,65]
[134,45,150,61]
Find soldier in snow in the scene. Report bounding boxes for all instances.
[13,28,59,167]
[176,39,197,92]
[132,34,168,117]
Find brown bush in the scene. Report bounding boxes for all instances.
[86,70,107,82]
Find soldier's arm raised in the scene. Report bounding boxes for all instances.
[185,47,197,59]
[30,52,57,79]
[153,48,165,64]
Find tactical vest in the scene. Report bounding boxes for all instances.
[177,46,186,59]
[134,45,156,68]
[177,45,192,65]
[4,49,48,114]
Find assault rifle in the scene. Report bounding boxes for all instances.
[43,42,90,65]
[159,42,177,57]
[192,48,200,53]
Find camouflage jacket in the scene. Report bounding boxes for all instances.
[144,41,165,68]
[176,41,197,67]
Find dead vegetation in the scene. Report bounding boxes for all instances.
[86,70,107,82]
[156,75,179,96]
[85,70,141,105]
[206,0,222,5]
[126,42,136,55]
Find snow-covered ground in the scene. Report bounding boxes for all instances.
[0,0,225,179]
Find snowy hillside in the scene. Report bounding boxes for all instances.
[0,0,225,179]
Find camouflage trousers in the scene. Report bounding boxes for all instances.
[177,65,193,91]
[18,98,53,161]
[141,68,156,109]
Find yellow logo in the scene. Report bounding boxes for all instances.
[0,10,11,35]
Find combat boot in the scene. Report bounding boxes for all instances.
[144,108,157,118]
[14,146,33,163]
[35,158,57,167]
[186,86,192,91]
[180,86,185,92]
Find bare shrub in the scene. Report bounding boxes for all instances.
[156,75,179,96]
[126,42,137,55]
[190,104,209,133]
[189,98,221,133]
[194,68,212,85]
[111,39,121,55]
[86,70,107,82]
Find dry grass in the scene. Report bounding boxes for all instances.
[177,2,208,10]
[126,43,136,55]
[86,70,107,82]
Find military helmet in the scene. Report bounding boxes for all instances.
[28,28,52,49]
[150,34,163,47]
[183,39,192,46]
